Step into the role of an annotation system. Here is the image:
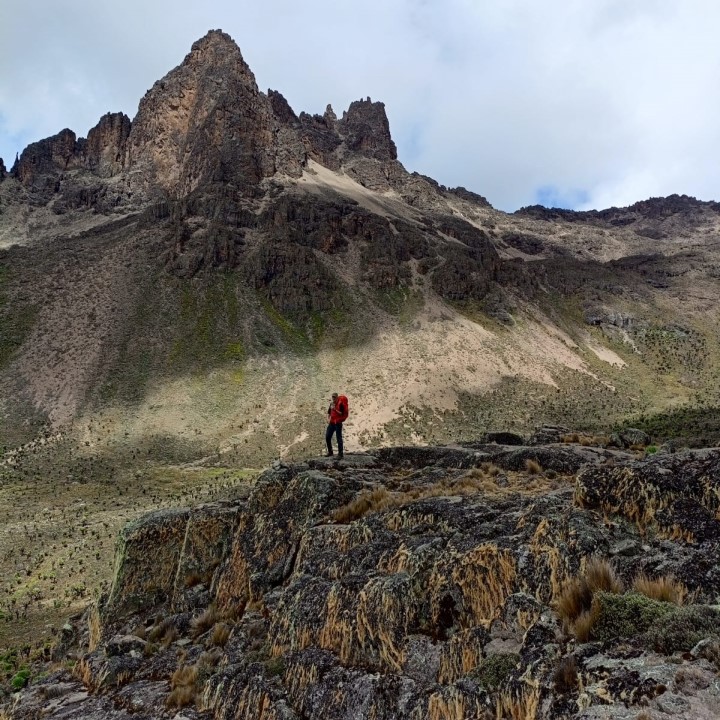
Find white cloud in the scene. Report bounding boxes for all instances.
[1,0,719,211]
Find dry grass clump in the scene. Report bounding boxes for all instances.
[552,655,578,692]
[208,622,231,648]
[524,459,542,475]
[132,624,147,640]
[166,664,198,709]
[148,617,176,645]
[633,573,687,605]
[481,462,501,476]
[191,604,219,639]
[561,433,608,447]
[557,560,694,643]
[332,465,576,524]
[556,557,623,639]
[184,571,204,589]
[331,488,391,523]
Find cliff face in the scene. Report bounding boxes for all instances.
[9,439,720,719]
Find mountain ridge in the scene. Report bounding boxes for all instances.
[1,28,719,460]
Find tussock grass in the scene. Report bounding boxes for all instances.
[332,465,574,524]
[557,560,696,643]
[184,571,204,589]
[481,462,501,476]
[556,557,623,637]
[191,604,219,639]
[552,655,578,692]
[632,573,687,605]
[208,622,231,648]
[166,664,198,709]
[148,617,175,643]
[524,459,542,475]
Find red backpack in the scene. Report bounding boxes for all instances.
[336,395,349,422]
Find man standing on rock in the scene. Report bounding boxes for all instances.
[326,392,348,458]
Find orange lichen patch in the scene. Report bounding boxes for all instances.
[356,575,420,672]
[265,543,289,567]
[284,660,319,709]
[427,687,485,720]
[495,685,541,720]
[450,544,517,627]
[657,524,696,544]
[437,629,486,684]
[379,543,416,575]
[318,584,358,664]
[516,608,542,631]
[215,521,253,611]
[527,518,570,603]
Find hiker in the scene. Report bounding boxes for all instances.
[326,392,349,458]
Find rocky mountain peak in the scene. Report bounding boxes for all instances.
[339,97,397,161]
[181,28,256,86]
[126,28,274,196]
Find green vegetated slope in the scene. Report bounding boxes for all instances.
[2,204,720,464]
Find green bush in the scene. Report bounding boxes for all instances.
[643,605,720,654]
[471,653,519,691]
[590,592,675,642]
[11,667,31,689]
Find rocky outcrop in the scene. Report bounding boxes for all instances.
[12,442,720,720]
[11,128,83,196]
[338,98,397,162]
[85,112,131,178]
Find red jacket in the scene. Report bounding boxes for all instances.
[328,395,348,424]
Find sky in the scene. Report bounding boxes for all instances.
[1,0,719,212]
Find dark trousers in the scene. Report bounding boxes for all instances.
[326,423,343,455]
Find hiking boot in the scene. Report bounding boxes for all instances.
[325,452,334,457]
[338,453,344,459]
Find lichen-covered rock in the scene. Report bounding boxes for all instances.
[576,449,720,545]
[13,459,720,719]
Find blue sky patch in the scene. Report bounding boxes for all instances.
[535,185,590,210]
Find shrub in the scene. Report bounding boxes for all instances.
[643,605,720,654]
[264,656,286,677]
[590,592,674,643]
[472,653,519,691]
[11,667,30,690]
